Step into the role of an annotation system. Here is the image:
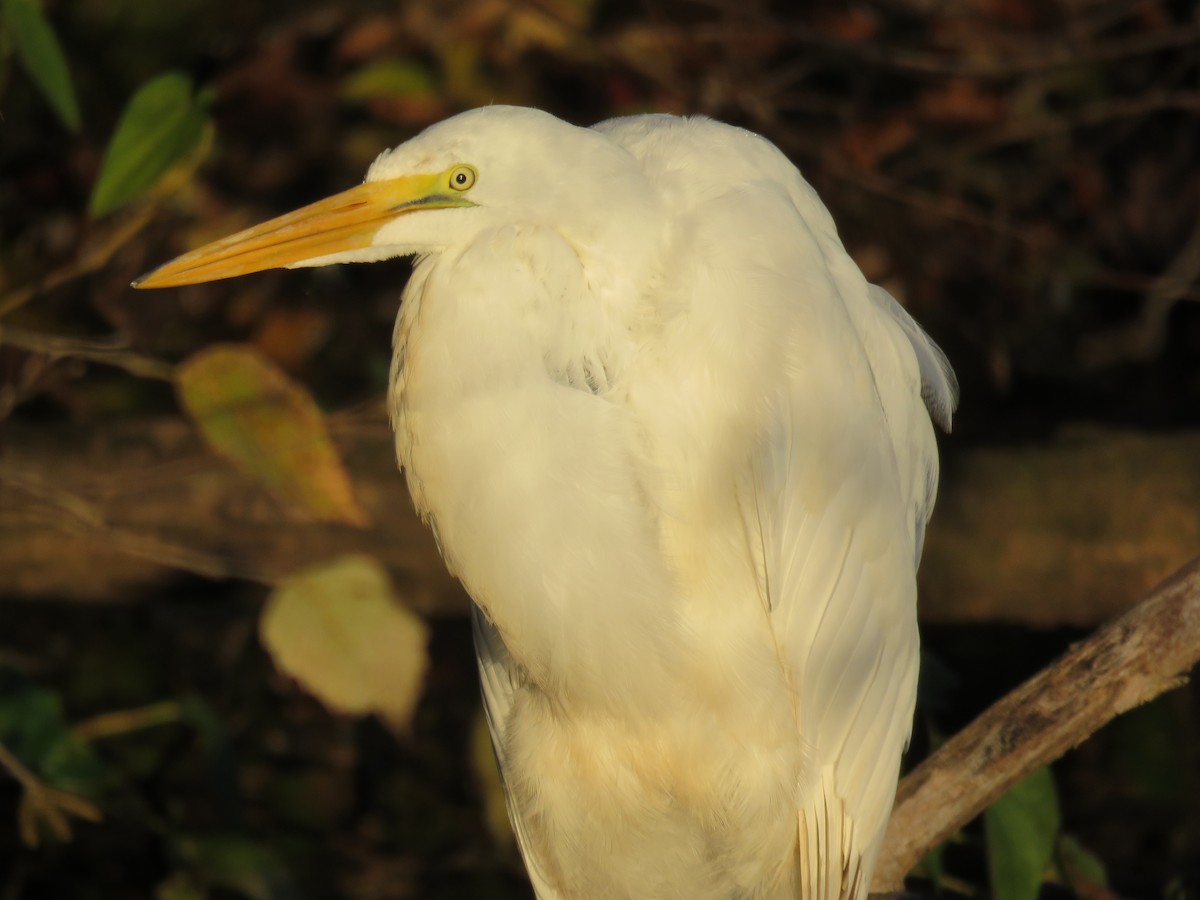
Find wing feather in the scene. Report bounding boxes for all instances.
[756,243,953,894]
[602,113,954,897]
[471,606,562,900]
[603,116,955,897]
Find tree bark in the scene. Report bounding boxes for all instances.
[873,554,1200,889]
[920,426,1200,626]
[3,418,1197,629]
[0,414,463,614]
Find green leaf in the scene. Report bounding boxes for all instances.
[916,844,945,892]
[342,58,435,101]
[156,871,209,900]
[985,766,1060,900]
[0,676,109,846]
[4,0,81,131]
[0,678,109,796]
[174,835,296,900]
[1056,833,1108,891]
[176,344,368,526]
[89,71,211,217]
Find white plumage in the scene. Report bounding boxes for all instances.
[136,105,956,899]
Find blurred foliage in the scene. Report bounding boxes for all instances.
[985,767,1060,900]
[1,0,1199,897]
[176,343,367,526]
[0,676,107,847]
[261,555,429,732]
[89,71,213,218]
[2,0,80,132]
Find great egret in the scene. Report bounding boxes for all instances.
[136,105,956,899]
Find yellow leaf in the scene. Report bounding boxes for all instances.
[260,555,429,731]
[176,344,367,526]
[471,710,514,849]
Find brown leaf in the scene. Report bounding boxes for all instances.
[814,9,880,44]
[335,16,403,62]
[252,308,333,372]
[918,80,1007,127]
[838,119,916,171]
[176,344,367,526]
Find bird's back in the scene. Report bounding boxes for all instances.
[595,112,953,620]
[596,113,956,897]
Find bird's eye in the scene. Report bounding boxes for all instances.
[448,165,477,191]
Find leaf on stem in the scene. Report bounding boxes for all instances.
[89,71,212,217]
[3,0,80,132]
[985,766,1060,900]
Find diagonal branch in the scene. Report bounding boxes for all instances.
[872,554,1200,890]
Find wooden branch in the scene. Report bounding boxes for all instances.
[2,419,1198,630]
[0,415,466,616]
[872,554,1200,890]
[0,205,156,319]
[919,427,1200,627]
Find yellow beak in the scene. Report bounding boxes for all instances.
[134,173,468,289]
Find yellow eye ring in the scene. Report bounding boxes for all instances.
[448,165,477,191]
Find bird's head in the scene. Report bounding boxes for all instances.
[134,105,654,289]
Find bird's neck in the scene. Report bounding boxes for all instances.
[387,227,684,712]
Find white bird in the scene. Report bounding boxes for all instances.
[136,105,956,900]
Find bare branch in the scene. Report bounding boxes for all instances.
[0,205,156,319]
[1077,209,1200,368]
[0,327,175,382]
[873,555,1200,889]
[605,20,1200,82]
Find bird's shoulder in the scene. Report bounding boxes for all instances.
[602,114,955,534]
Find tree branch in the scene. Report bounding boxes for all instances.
[873,554,1200,889]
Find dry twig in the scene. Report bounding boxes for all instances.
[0,205,156,319]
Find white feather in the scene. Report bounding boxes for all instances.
[389,111,954,898]
[148,104,956,900]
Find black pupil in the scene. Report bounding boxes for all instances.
[455,172,467,185]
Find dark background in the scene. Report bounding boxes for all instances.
[2,0,1198,897]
